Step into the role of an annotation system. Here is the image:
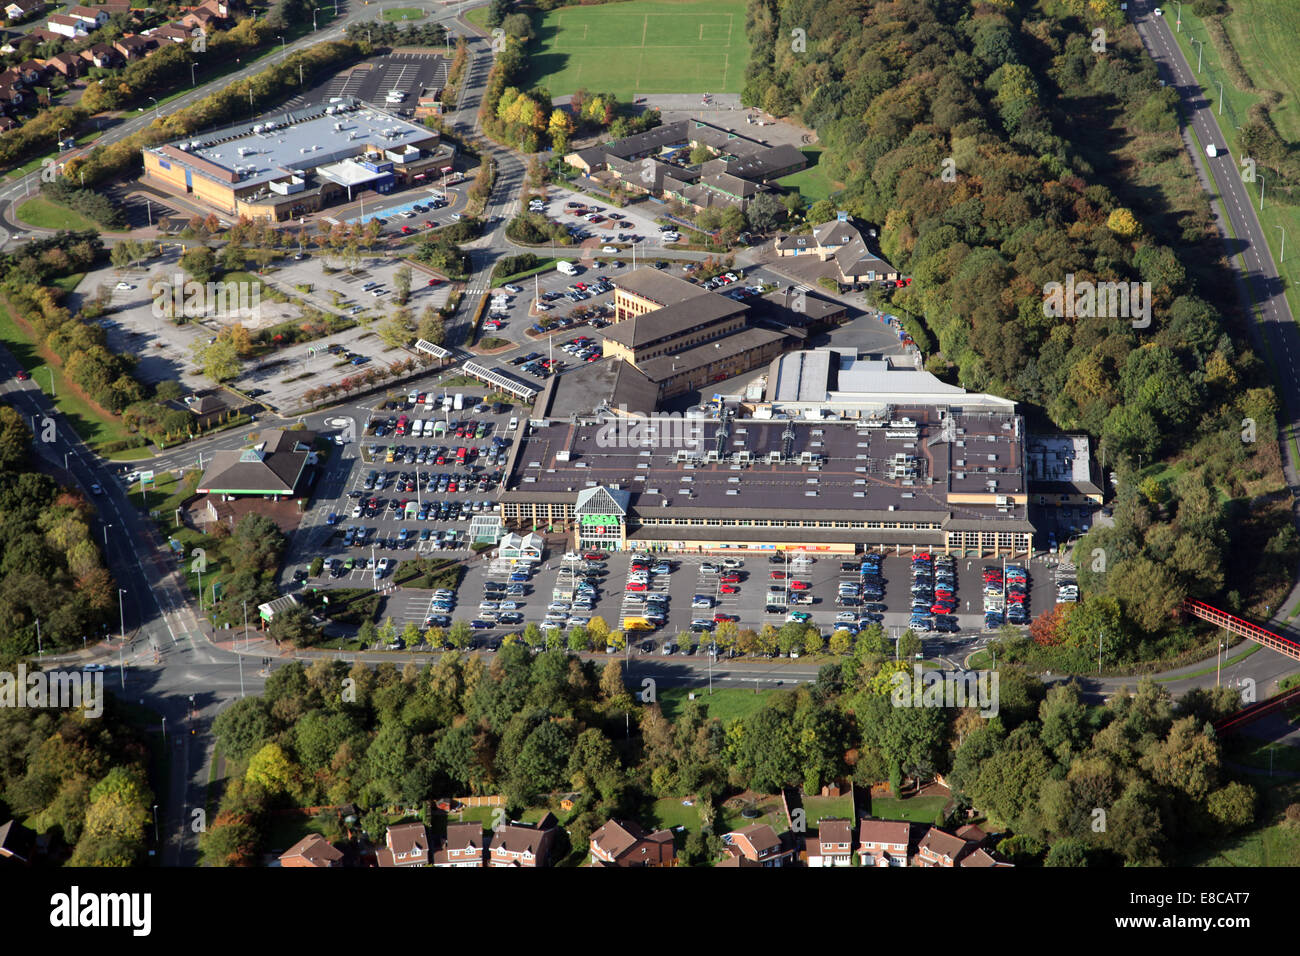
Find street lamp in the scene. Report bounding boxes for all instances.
[313,9,317,30]
[148,96,159,115]
[191,62,196,88]
[152,804,159,844]
[1259,174,1266,212]
[1192,37,1204,73]
[1215,79,1223,116]
[1278,225,1287,264]
[278,35,285,51]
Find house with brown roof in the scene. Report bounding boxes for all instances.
[915,826,974,868]
[148,22,192,43]
[487,814,559,868]
[588,819,675,867]
[4,0,45,22]
[0,83,25,108]
[15,58,46,83]
[45,51,83,77]
[25,27,63,44]
[278,833,343,868]
[723,823,795,867]
[959,848,1003,867]
[79,42,118,68]
[805,818,853,867]
[857,819,911,867]
[434,822,486,867]
[113,34,156,60]
[47,12,89,36]
[66,4,109,26]
[376,822,431,867]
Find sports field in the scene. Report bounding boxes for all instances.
[526,0,748,100]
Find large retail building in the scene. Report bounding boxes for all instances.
[141,99,454,222]
[498,349,1038,556]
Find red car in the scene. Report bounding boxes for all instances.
[427,276,440,285]
[714,613,737,623]
[789,580,810,591]
[625,581,647,592]
[931,602,955,614]
[14,369,29,380]
[401,225,412,234]
[1007,592,1028,605]
[582,551,607,561]
[770,571,787,580]
[720,573,741,583]
[719,583,739,594]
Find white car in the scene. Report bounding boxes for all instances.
[503,284,522,294]
[602,245,618,254]
[114,281,134,291]
[1153,6,1162,15]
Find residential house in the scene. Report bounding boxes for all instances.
[26,27,64,44]
[66,4,110,27]
[79,42,119,68]
[15,59,46,83]
[723,823,796,867]
[959,848,1002,867]
[47,12,90,36]
[278,833,343,868]
[487,813,559,868]
[376,822,431,867]
[0,115,17,131]
[148,22,192,44]
[434,822,486,867]
[113,34,156,60]
[179,0,231,32]
[588,819,675,867]
[857,819,911,867]
[45,51,83,78]
[915,826,974,868]
[0,820,35,864]
[805,818,853,867]
[0,83,25,108]
[4,0,45,22]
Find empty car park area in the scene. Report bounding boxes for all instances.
[303,53,451,115]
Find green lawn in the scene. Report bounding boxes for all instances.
[863,793,947,823]
[649,793,786,836]
[802,794,855,824]
[15,196,98,231]
[1182,776,1300,867]
[1168,5,1300,335]
[776,147,840,204]
[382,6,425,21]
[658,686,775,724]
[465,4,489,30]
[526,0,749,99]
[0,298,137,451]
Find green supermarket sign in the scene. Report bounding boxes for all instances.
[580,514,621,526]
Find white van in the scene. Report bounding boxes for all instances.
[508,416,519,431]
[556,260,578,276]
[453,393,464,410]
[441,394,453,411]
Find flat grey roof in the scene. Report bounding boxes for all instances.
[502,411,1029,526]
[149,102,438,193]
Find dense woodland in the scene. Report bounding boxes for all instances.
[204,644,1264,866]
[741,0,1296,666]
[0,697,155,866]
